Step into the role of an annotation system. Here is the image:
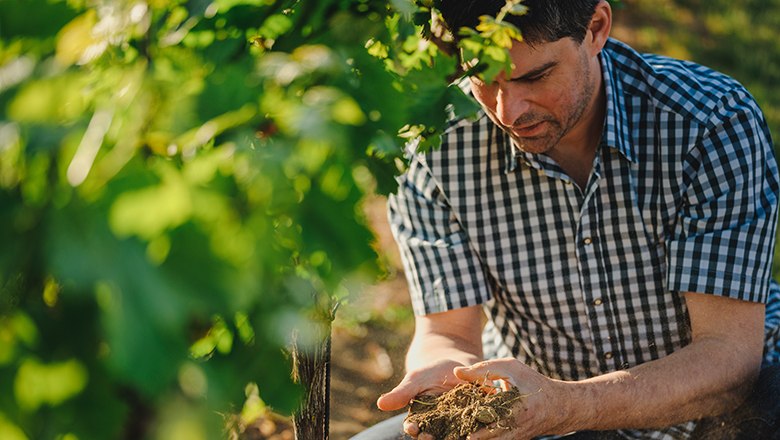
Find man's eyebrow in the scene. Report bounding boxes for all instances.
[509,61,558,81]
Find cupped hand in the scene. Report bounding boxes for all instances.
[452,358,574,440]
[376,359,470,439]
[377,358,469,411]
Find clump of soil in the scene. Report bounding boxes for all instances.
[405,383,525,440]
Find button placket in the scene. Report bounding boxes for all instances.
[576,181,619,372]
[583,236,593,245]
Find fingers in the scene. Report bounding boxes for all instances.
[376,379,419,411]
[453,357,518,384]
[378,360,469,411]
[402,420,420,437]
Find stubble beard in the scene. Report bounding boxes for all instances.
[508,118,563,154]
[509,53,595,155]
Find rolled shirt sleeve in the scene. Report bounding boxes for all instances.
[387,154,492,315]
[667,90,780,302]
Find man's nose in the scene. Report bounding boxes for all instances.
[495,86,530,127]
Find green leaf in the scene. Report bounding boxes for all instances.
[509,3,529,16]
[446,83,481,120]
[0,413,27,440]
[7,74,90,123]
[109,171,192,240]
[14,358,88,412]
[55,10,99,66]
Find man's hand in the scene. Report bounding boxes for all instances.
[377,359,468,412]
[453,358,573,440]
[377,359,470,438]
[376,305,485,439]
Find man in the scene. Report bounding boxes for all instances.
[354,1,780,439]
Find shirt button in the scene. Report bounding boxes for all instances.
[604,352,613,360]
[592,298,603,306]
[583,237,593,245]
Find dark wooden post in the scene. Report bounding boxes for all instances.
[291,298,336,440]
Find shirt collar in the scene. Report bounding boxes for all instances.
[503,38,638,174]
[600,39,637,163]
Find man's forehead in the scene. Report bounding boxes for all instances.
[505,38,569,73]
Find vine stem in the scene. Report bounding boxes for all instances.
[291,294,337,440]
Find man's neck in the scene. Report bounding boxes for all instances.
[548,65,606,189]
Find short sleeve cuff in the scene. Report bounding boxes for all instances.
[667,233,771,303]
[400,235,492,315]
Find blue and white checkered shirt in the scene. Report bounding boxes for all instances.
[388,38,780,439]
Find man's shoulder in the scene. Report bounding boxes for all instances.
[604,39,753,125]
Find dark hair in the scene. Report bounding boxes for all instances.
[437,0,601,45]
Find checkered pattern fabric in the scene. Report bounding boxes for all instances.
[387,39,780,439]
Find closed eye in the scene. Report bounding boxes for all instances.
[509,61,557,83]
[519,71,550,83]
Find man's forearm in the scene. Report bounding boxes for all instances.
[405,305,485,372]
[405,331,483,372]
[562,336,760,432]
[376,306,485,412]
[456,293,766,438]
[561,293,765,432]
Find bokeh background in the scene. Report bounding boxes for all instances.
[1,0,779,439]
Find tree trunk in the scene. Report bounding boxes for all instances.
[291,299,334,440]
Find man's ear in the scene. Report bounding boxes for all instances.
[585,0,612,56]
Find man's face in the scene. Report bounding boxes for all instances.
[468,37,599,155]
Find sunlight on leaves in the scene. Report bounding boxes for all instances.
[109,170,191,240]
[235,312,255,344]
[14,358,88,412]
[190,316,234,359]
[42,277,61,307]
[56,10,100,66]
[0,414,27,440]
[456,0,527,83]
[239,383,267,425]
[7,75,89,123]
[0,313,39,366]
[331,96,367,126]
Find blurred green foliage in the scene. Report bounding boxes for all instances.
[0,0,484,438]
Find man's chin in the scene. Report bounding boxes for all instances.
[509,136,554,155]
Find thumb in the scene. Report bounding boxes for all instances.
[453,358,516,383]
[376,380,419,412]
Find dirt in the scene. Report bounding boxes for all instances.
[405,383,525,440]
